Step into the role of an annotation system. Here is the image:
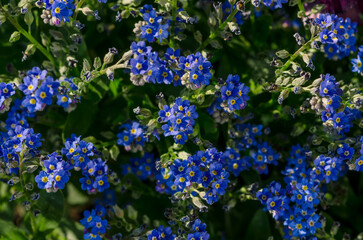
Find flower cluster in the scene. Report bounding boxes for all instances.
[155,148,231,204]
[317,74,361,135]
[257,142,352,239]
[158,98,198,145]
[257,180,322,239]
[121,153,157,180]
[35,152,71,191]
[4,99,33,131]
[18,67,77,113]
[148,225,175,240]
[315,13,358,59]
[231,123,280,174]
[187,219,210,240]
[129,41,212,88]
[81,205,108,240]
[62,134,110,192]
[0,82,15,112]
[215,74,250,112]
[140,5,170,43]
[0,126,42,174]
[312,155,346,183]
[117,121,147,152]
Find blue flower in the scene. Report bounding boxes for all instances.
[204,190,219,204]
[94,175,109,192]
[0,83,15,106]
[80,177,94,191]
[57,95,72,108]
[351,55,363,74]
[140,4,154,14]
[51,0,74,22]
[90,216,108,234]
[186,166,202,182]
[319,74,341,97]
[157,66,173,84]
[26,66,47,80]
[156,23,169,43]
[22,96,42,112]
[131,41,151,55]
[212,179,228,195]
[337,143,354,160]
[326,95,341,112]
[35,171,53,189]
[355,157,363,171]
[53,169,69,189]
[140,25,157,42]
[35,86,53,105]
[192,219,207,232]
[142,10,161,26]
[18,76,38,95]
[165,48,180,62]
[319,29,335,44]
[324,44,339,59]
[315,13,336,29]
[130,55,148,75]
[80,210,96,229]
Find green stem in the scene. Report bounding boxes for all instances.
[19,147,38,236]
[169,0,178,49]
[278,35,319,73]
[198,8,239,51]
[0,4,57,67]
[72,0,85,23]
[297,0,306,16]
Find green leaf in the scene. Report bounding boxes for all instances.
[63,99,98,138]
[67,183,88,205]
[93,57,102,70]
[276,49,290,59]
[245,209,271,239]
[49,30,64,41]
[35,190,64,224]
[9,31,21,43]
[126,205,138,220]
[0,219,27,240]
[110,145,120,160]
[83,59,91,72]
[24,11,34,27]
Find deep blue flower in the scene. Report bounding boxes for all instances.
[91,216,108,234]
[94,175,109,192]
[319,29,335,44]
[355,157,363,171]
[326,95,341,112]
[140,25,157,42]
[337,143,354,160]
[57,95,72,108]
